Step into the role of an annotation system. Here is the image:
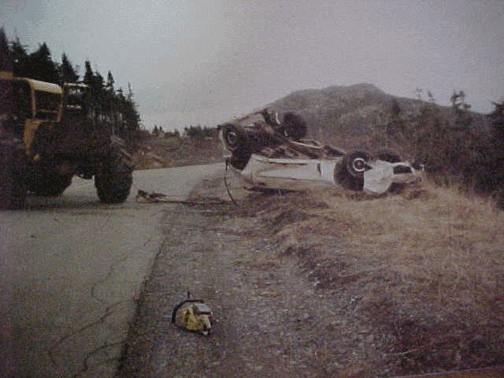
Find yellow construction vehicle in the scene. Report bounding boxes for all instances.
[0,71,133,209]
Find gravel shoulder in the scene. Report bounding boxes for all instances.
[116,177,386,378]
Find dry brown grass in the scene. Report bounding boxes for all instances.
[316,184,504,295]
[236,183,504,374]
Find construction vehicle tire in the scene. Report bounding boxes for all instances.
[27,170,73,197]
[0,136,27,209]
[95,138,133,204]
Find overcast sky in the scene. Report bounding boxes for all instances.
[2,0,503,131]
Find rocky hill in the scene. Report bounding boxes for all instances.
[267,83,489,139]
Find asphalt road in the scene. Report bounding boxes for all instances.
[0,163,225,378]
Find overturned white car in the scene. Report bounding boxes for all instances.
[219,109,422,195]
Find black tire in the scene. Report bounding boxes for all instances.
[375,149,402,163]
[343,150,371,177]
[279,112,307,141]
[229,148,252,170]
[334,162,364,191]
[0,136,27,210]
[95,139,133,204]
[27,171,73,197]
[222,123,249,152]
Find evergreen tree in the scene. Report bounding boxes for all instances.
[386,99,406,136]
[449,90,474,173]
[391,99,401,118]
[490,102,504,149]
[11,37,29,77]
[60,53,79,83]
[451,90,472,131]
[28,43,59,83]
[83,60,94,86]
[127,82,134,102]
[466,101,504,206]
[404,101,450,173]
[2,32,142,143]
[120,83,141,140]
[93,71,104,91]
[125,95,141,137]
[0,28,14,120]
[106,71,115,93]
[0,27,12,72]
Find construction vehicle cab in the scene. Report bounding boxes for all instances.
[8,76,63,154]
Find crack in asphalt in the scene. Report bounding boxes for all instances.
[89,253,131,305]
[72,341,124,377]
[47,236,152,375]
[48,299,133,367]
[65,218,172,375]
[47,254,135,372]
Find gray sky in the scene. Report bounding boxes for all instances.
[2,0,503,131]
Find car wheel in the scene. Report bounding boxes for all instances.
[344,150,371,177]
[229,148,252,170]
[280,112,307,141]
[222,123,249,152]
[334,162,364,191]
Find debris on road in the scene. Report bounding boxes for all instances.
[171,293,213,336]
[219,108,423,195]
[135,189,169,203]
[135,189,229,206]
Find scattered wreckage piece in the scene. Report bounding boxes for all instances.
[171,293,213,336]
[219,109,422,195]
[135,189,228,205]
[135,189,169,203]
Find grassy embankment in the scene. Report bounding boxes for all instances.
[241,182,504,374]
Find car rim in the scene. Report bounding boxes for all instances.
[352,157,367,173]
[226,131,238,148]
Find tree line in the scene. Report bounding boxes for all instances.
[151,125,216,138]
[377,91,504,206]
[0,27,140,143]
